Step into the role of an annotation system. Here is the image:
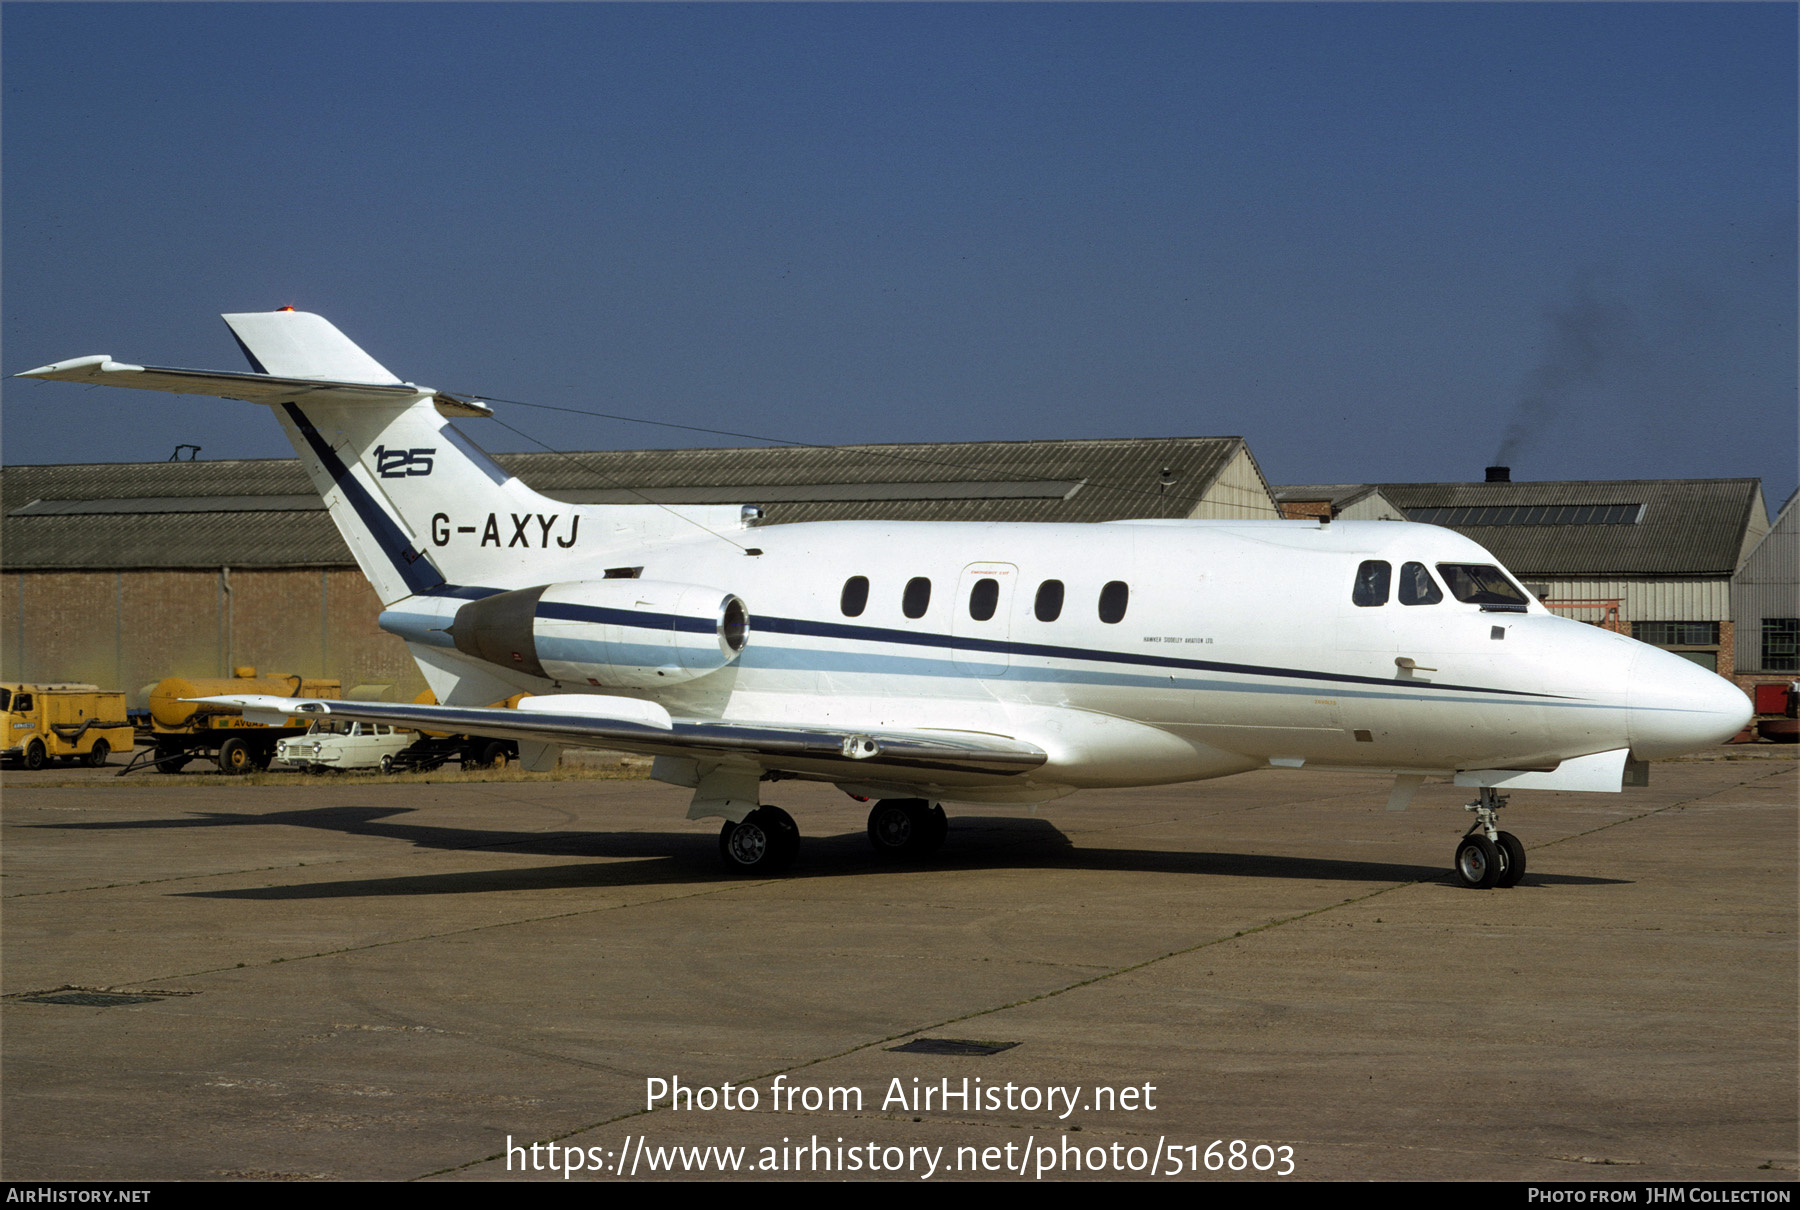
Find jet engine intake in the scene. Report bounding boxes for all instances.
[451,581,748,688]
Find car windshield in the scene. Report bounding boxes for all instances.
[1435,563,1529,606]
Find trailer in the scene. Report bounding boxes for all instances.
[1,683,134,769]
[123,668,341,774]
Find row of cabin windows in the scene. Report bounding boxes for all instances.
[840,576,1130,624]
[1353,561,1528,609]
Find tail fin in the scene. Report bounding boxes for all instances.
[20,310,754,606]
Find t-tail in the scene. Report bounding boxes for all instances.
[17,310,753,606]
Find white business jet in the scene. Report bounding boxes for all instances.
[19,311,1751,886]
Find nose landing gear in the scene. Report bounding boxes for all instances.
[1456,787,1526,889]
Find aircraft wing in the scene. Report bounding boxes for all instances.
[15,356,492,417]
[191,694,1048,780]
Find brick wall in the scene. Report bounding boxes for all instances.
[1,568,426,704]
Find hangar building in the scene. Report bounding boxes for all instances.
[2,436,1279,703]
[1276,473,1775,691]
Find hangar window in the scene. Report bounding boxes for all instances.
[1634,621,1720,647]
[1353,561,1390,607]
[840,576,869,618]
[1034,580,1065,622]
[1398,562,1443,605]
[902,577,932,619]
[1098,581,1130,624]
[1436,564,1529,608]
[1633,621,1723,672]
[1763,619,1799,673]
[968,578,999,622]
[1408,504,1643,526]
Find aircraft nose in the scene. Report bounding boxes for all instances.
[1626,642,1753,759]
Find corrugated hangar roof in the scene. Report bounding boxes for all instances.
[1379,478,1767,577]
[1272,483,1387,510]
[2,436,1260,570]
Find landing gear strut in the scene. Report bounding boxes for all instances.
[1455,787,1526,889]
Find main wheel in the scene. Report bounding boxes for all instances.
[867,799,945,860]
[1494,831,1527,888]
[217,737,253,775]
[718,807,800,875]
[84,739,111,768]
[22,739,46,771]
[1454,834,1503,889]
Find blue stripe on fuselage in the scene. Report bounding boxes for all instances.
[392,577,1562,701]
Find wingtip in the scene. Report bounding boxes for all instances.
[16,354,113,379]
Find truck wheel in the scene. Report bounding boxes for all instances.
[217,737,253,775]
[156,748,191,774]
[22,739,46,771]
[84,739,111,768]
[467,740,508,770]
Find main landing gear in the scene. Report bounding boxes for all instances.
[718,806,800,875]
[1454,787,1526,889]
[713,797,951,874]
[866,798,948,861]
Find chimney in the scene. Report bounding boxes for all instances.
[1485,466,1511,483]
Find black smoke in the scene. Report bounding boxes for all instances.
[1493,271,1643,469]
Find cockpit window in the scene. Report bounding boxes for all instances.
[1398,562,1443,605]
[1436,563,1529,607]
[1353,560,1391,607]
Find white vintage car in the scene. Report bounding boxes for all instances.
[275,719,413,772]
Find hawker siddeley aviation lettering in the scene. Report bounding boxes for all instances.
[19,311,1752,885]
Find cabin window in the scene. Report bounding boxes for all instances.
[12,693,32,713]
[968,578,999,621]
[1098,580,1130,624]
[1353,561,1391,607]
[1436,564,1529,607]
[0,688,10,712]
[1398,562,1443,605]
[840,576,869,618]
[902,577,932,619]
[1034,580,1065,622]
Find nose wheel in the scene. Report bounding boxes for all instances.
[1455,789,1527,888]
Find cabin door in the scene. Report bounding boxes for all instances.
[951,562,1018,676]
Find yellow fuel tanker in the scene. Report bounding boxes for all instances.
[142,668,339,774]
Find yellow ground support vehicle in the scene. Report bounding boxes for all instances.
[131,668,340,775]
[1,683,135,770]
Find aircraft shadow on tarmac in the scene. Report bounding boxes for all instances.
[30,803,1627,897]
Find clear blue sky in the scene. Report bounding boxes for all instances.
[5,3,1795,508]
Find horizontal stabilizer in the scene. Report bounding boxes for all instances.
[15,356,492,417]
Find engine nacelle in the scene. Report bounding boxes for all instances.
[451,580,748,688]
